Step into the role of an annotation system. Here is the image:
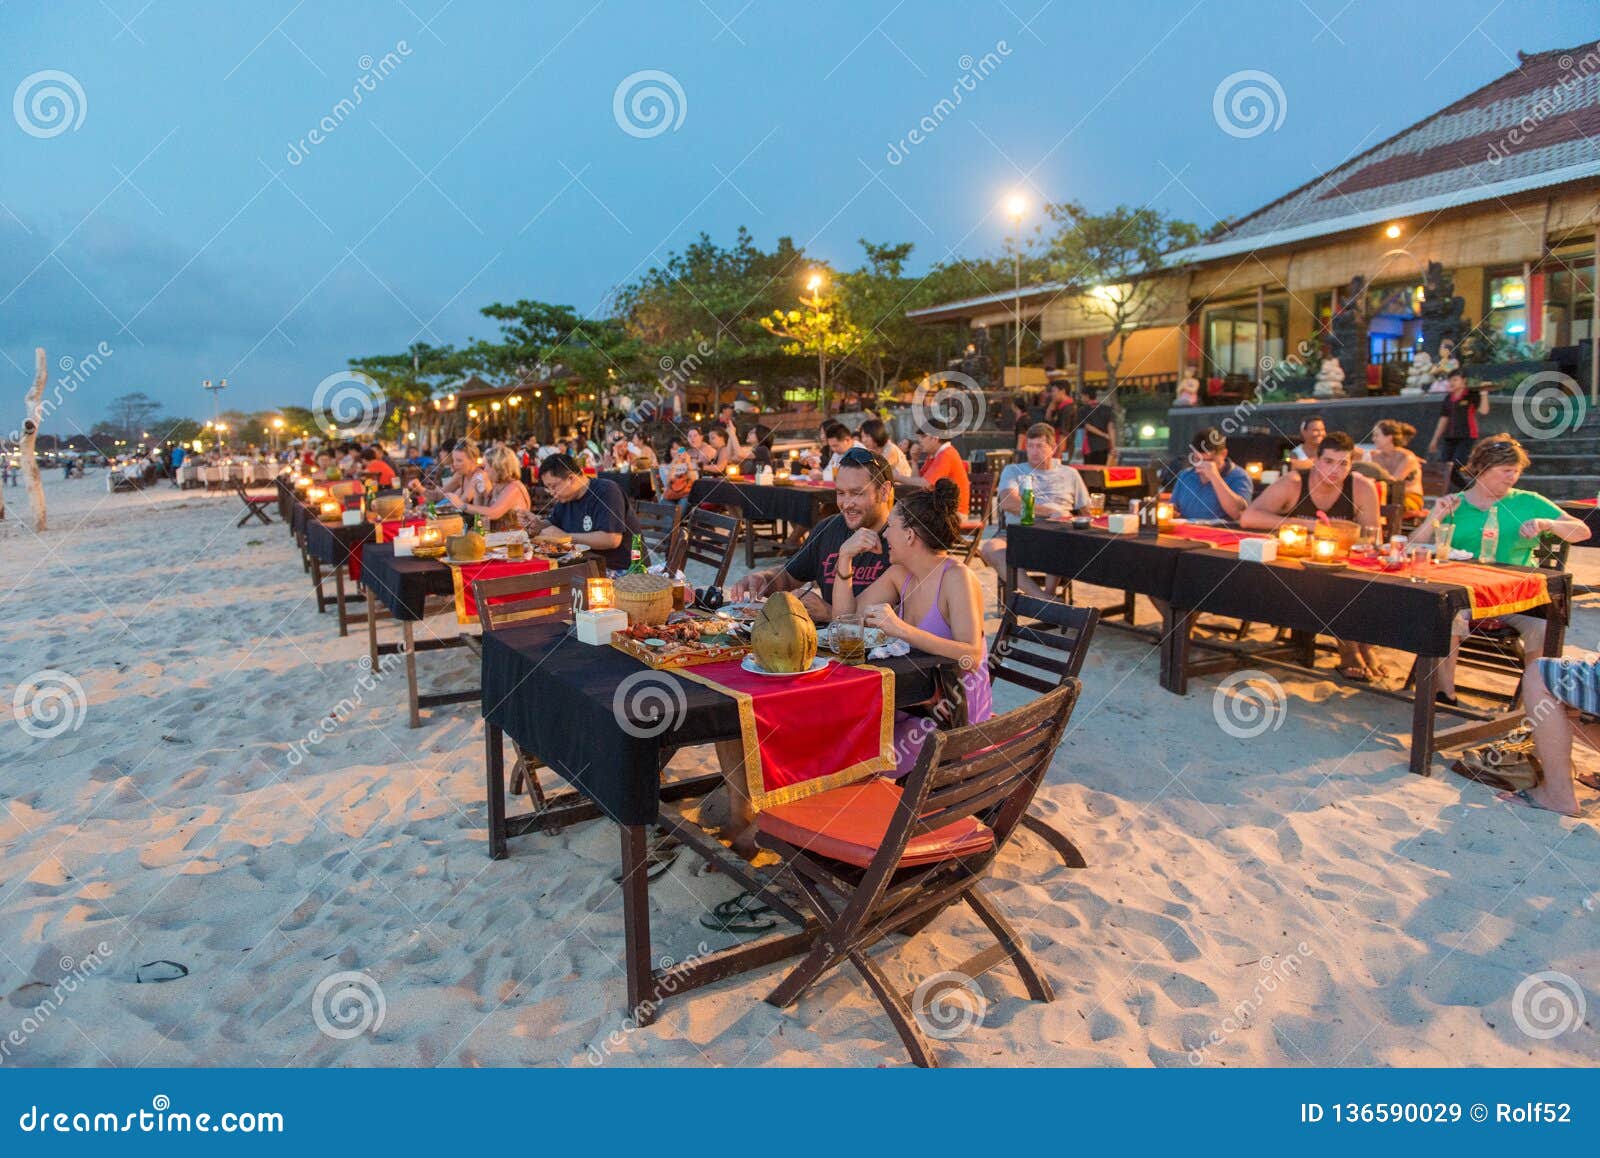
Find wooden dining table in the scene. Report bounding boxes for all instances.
[479,621,959,1022]
[1004,519,1571,774]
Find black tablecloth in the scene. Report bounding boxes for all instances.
[690,478,836,526]
[599,470,656,502]
[1004,523,1203,597]
[1169,549,1568,656]
[481,622,954,825]
[303,515,373,567]
[358,543,455,621]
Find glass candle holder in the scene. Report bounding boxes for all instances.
[587,576,615,610]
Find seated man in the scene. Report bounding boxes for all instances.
[360,446,397,489]
[1170,427,1251,522]
[980,423,1089,598]
[726,448,894,623]
[517,452,640,572]
[1519,659,1600,816]
[1241,431,1384,682]
[905,416,970,514]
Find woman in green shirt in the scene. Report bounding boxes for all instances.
[1410,435,1590,704]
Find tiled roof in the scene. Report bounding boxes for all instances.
[1218,42,1600,244]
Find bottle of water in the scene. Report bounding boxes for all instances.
[1020,476,1036,525]
[1479,504,1499,564]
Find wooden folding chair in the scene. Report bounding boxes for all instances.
[473,562,598,809]
[634,500,682,564]
[669,507,742,588]
[988,592,1100,867]
[757,681,1080,1067]
[1420,461,1452,498]
[233,481,276,526]
[956,471,996,565]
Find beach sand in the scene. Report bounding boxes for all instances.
[2,473,1596,1067]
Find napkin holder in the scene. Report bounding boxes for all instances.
[341,508,365,526]
[1106,513,1138,535]
[1239,537,1278,564]
[576,608,629,645]
[393,529,418,557]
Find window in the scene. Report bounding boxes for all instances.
[1203,299,1286,377]
[1486,272,1528,338]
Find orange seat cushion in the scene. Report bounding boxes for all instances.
[756,777,993,869]
[959,517,984,531]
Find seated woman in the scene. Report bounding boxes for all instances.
[832,478,993,772]
[1241,430,1385,681]
[1365,420,1424,515]
[1409,435,1590,705]
[443,443,531,531]
[410,438,485,507]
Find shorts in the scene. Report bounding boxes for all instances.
[1537,658,1600,716]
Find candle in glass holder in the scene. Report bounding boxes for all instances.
[774,468,791,483]
[725,464,741,479]
[1312,537,1337,562]
[586,576,615,610]
[307,486,327,503]
[419,527,443,550]
[1156,501,1174,529]
[319,499,342,521]
[293,475,310,492]
[1277,524,1308,556]
[1245,462,1263,479]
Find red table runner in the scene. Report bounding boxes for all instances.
[345,517,427,582]
[447,557,553,624]
[1343,555,1549,619]
[677,658,895,811]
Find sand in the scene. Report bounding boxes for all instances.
[1,472,1596,1067]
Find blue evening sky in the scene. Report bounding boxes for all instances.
[1,0,1592,434]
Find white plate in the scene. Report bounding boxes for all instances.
[740,655,830,677]
[1448,548,1473,561]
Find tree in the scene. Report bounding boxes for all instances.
[761,282,861,415]
[99,391,163,443]
[1044,202,1200,391]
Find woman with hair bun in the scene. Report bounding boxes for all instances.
[832,477,992,772]
[1367,419,1424,513]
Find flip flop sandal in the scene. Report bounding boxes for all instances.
[698,891,777,934]
[611,841,681,883]
[1337,665,1373,683]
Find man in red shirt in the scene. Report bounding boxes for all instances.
[909,417,969,514]
[361,446,397,488]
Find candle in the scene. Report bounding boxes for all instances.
[1277,524,1308,556]
[307,486,327,503]
[774,468,791,483]
[1313,537,1337,561]
[1246,462,1263,478]
[293,476,310,491]
[419,527,442,548]
[1156,501,1174,528]
[587,576,615,611]
[726,464,741,479]
[319,499,341,521]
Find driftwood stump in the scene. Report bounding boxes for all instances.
[21,347,46,532]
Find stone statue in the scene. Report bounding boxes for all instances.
[1313,356,1345,399]
[1420,262,1467,358]
[1328,276,1369,393]
[1401,351,1434,395]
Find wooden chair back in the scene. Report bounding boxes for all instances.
[670,508,741,587]
[967,470,996,526]
[634,500,681,560]
[1534,531,1571,572]
[472,561,598,633]
[988,593,1100,694]
[1420,461,1452,497]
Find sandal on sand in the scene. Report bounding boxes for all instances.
[699,891,777,934]
[611,836,681,883]
[1497,788,1582,818]
[1577,771,1600,792]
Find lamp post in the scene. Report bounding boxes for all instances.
[1004,194,1028,391]
[806,270,828,411]
[271,417,284,455]
[202,377,227,431]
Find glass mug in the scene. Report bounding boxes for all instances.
[1087,492,1106,517]
[1432,522,1454,564]
[832,613,866,665]
[1407,544,1434,582]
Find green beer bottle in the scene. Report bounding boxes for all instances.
[627,533,646,574]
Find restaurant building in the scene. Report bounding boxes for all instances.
[907,42,1599,402]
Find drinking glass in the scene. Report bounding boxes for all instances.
[1432,522,1454,564]
[1407,544,1434,582]
[833,613,866,665]
[1355,524,1380,556]
[1088,492,1106,517]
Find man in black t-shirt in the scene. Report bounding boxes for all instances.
[518,453,641,572]
[1428,369,1489,488]
[726,448,893,623]
[1074,388,1117,465]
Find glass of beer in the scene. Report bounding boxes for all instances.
[506,538,526,561]
[1088,492,1106,517]
[833,613,866,665]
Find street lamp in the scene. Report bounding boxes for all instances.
[805,270,828,407]
[1004,194,1028,390]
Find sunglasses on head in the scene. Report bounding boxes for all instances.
[838,447,879,467]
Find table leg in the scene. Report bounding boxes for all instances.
[1163,609,1195,694]
[1410,655,1439,775]
[365,589,380,668]
[334,564,350,637]
[310,559,326,612]
[619,824,655,1026]
[403,619,421,729]
[486,721,508,860]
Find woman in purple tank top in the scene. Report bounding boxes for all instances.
[831,478,993,774]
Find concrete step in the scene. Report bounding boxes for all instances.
[1523,475,1600,502]
[1521,454,1598,477]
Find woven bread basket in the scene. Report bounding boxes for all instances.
[613,572,673,626]
[370,494,407,521]
[427,514,465,538]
